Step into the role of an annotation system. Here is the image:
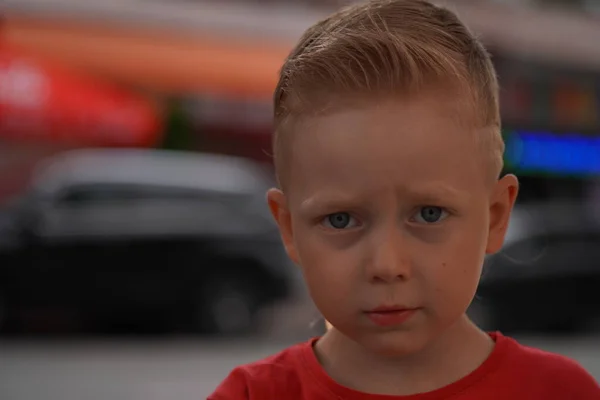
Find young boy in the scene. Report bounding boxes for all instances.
[209,1,600,398]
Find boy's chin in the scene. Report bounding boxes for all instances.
[345,328,436,358]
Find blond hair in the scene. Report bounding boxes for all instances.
[273,0,505,186]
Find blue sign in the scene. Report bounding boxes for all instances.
[504,130,600,176]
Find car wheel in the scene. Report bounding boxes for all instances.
[197,276,261,336]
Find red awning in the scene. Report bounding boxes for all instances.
[0,43,162,147]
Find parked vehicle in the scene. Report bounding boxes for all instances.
[0,149,297,336]
[469,201,600,333]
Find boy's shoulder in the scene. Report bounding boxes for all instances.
[208,334,600,400]
[499,334,599,396]
[507,335,590,374]
[208,339,315,400]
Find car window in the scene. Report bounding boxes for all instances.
[55,184,266,211]
[58,184,206,205]
[60,186,137,204]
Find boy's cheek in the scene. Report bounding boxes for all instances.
[296,242,358,282]
[420,233,486,288]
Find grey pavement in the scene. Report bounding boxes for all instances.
[0,297,324,400]
[0,297,599,400]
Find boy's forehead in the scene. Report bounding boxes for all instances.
[285,104,488,203]
[293,89,479,138]
[291,95,479,158]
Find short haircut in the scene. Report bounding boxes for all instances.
[272,0,505,187]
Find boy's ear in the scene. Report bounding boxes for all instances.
[266,188,299,264]
[486,174,519,254]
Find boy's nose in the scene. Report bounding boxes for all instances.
[366,228,411,283]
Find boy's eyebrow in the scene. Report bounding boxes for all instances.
[404,183,471,201]
[299,192,357,213]
[298,183,470,213]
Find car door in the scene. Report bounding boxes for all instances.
[37,183,144,240]
[533,233,600,312]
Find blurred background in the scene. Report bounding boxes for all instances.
[0,0,599,398]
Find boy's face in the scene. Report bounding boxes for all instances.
[268,93,518,355]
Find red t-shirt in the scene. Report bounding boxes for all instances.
[208,332,600,399]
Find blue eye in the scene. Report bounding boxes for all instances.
[324,212,355,229]
[414,207,447,224]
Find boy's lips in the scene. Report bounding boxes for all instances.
[367,305,414,313]
[364,305,420,327]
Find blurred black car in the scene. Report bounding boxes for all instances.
[470,201,600,334]
[0,149,297,336]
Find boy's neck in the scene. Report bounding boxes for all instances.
[313,315,494,396]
